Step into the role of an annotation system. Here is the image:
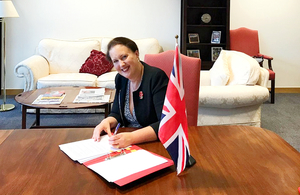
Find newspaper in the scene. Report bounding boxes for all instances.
[73,88,110,103]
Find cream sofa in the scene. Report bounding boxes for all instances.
[15,37,163,92]
[197,50,270,127]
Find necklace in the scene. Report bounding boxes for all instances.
[130,65,144,92]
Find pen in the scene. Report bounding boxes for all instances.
[114,123,121,135]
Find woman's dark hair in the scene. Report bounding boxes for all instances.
[106,37,139,62]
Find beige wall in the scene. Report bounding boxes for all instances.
[3,0,300,90]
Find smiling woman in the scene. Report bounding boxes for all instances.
[92,37,169,149]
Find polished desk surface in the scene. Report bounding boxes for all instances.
[1,126,300,195]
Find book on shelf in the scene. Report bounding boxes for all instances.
[73,88,110,103]
[32,91,66,104]
[59,135,174,186]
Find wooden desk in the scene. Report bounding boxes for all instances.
[1,126,300,194]
[15,87,115,129]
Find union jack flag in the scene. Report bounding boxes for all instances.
[158,42,190,175]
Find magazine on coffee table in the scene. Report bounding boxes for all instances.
[73,88,110,103]
[32,91,66,105]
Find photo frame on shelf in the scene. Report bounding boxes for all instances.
[188,33,200,43]
[187,49,200,58]
[211,47,222,61]
[211,31,221,44]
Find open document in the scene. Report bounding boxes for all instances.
[59,135,118,163]
[59,135,174,186]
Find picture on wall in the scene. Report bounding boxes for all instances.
[211,31,221,44]
[211,47,222,61]
[188,33,200,43]
[187,49,200,58]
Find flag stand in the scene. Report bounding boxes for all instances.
[187,155,196,167]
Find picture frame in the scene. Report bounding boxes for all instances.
[211,47,222,61]
[188,33,200,43]
[187,49,200,58]
[211,31,221,44]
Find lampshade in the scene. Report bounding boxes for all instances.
[0,1,19,18]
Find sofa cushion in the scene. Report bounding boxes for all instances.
[226,50,261,86]
[79,50,113,76]
[135,38,163,61]
[100,37,113,55]
[209,50,230,86]
[37,73,97,89]
[96,71,118,89]
[199,85,269,108]
[37,39,101,74]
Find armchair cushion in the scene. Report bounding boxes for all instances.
[210,50,260,86]
[209,50,230,86]
[79,50,113,76]
[226,50,260,86]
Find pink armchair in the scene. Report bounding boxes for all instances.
[144,50,201,126]
[230,27,275,103]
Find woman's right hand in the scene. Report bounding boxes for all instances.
[92,117,116,142]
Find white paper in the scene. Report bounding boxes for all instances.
[87,150,168,182]
[73,94,110,103]
[59,135,117,163]
[78,88,105,96]
[73,88,109,103]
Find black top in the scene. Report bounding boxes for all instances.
[108,62,169,137]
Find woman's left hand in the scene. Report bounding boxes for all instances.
[109,132,133,149]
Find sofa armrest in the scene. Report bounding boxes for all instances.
[256,67,269,88]
[14,55,50,91]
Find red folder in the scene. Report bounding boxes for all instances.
[83,145,174,186]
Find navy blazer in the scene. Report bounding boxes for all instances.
[108,62,169,137]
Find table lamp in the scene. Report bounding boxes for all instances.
[0,0,19,112]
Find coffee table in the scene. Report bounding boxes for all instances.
[15,86,115,129]
[1,126,300,194]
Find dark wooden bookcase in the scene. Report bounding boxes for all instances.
[0,21,2,95]
[180,0,230,70]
